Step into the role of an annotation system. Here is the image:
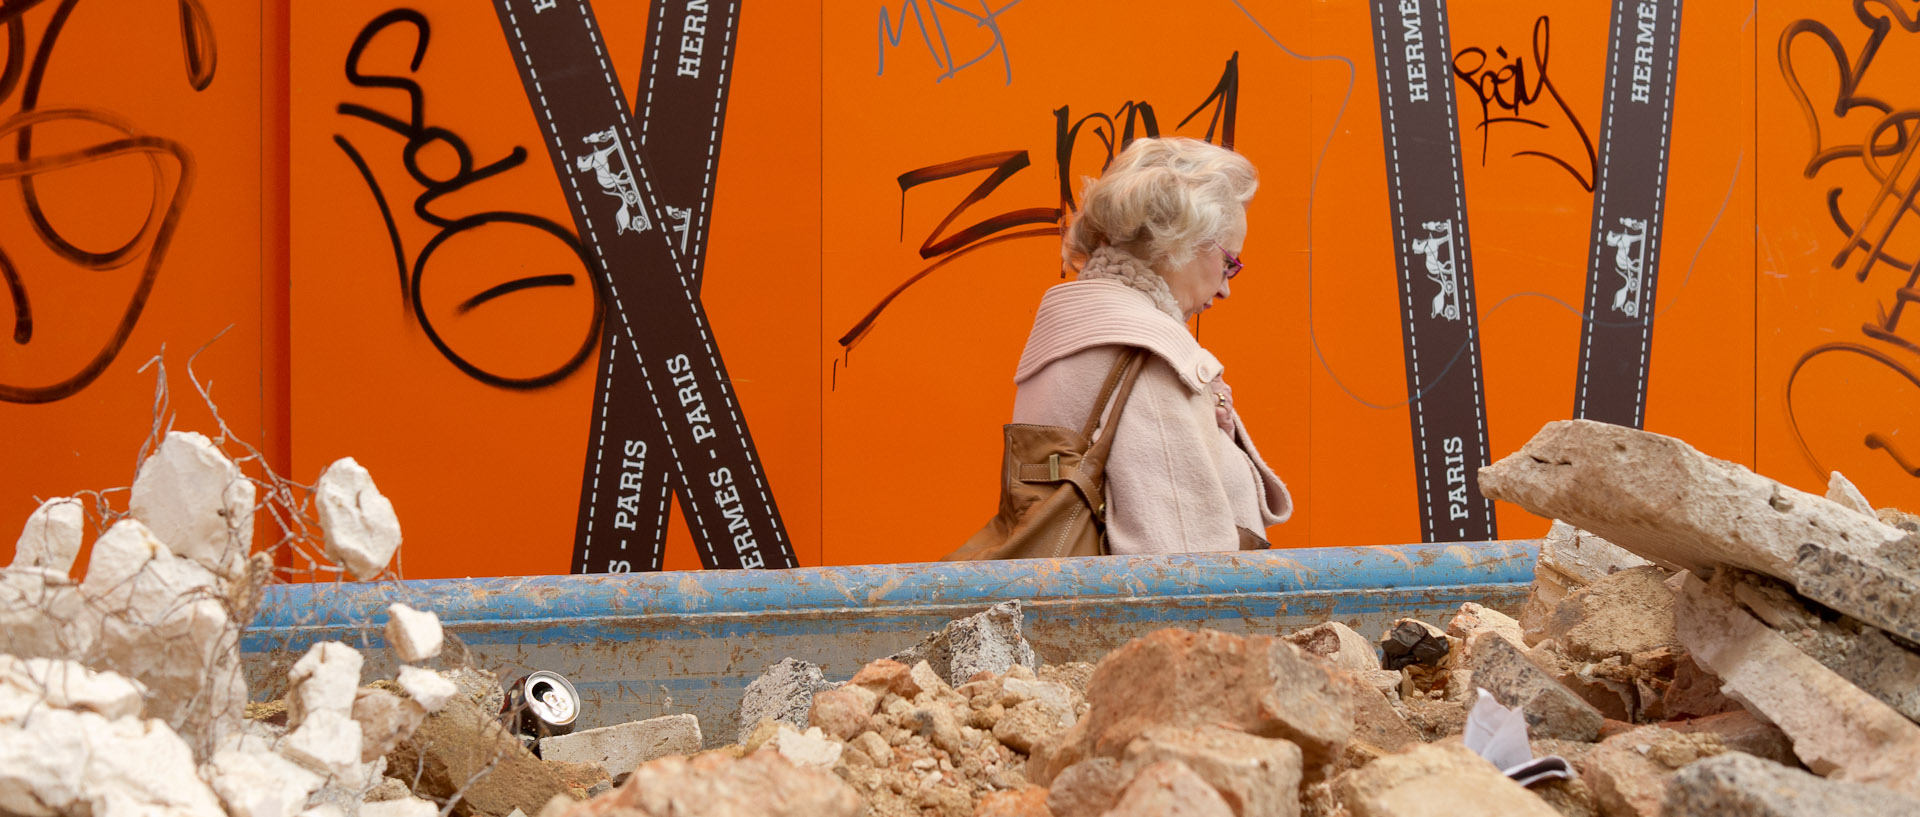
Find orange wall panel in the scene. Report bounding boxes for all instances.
[1,0,267,569]
[1757,2,1920,505]
[5,1,1914,574]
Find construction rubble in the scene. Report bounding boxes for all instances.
[6,418,1920,816]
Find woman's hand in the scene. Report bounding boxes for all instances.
[1210,377,1235,435]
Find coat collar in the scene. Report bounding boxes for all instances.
[1074,246,1185,321]
[1015,280,1224,393]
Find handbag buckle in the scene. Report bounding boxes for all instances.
[1047,453,1060,481]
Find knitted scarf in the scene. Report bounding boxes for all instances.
[1075,246,1184,322]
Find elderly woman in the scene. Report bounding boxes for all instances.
[1009,137,1292,553]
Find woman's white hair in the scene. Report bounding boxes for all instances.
[1062,136,1258,273]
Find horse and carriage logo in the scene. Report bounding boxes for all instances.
[575,127,697,253]
[1604,216,1647,317]
[1410,220,1461,321]
[577,127,651,235]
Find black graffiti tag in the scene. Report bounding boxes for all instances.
[0,0,212,403]
[1452,15,1596,191]
[837,53,1240,359]
[333,8,604,391]
[1778,0,1920,481]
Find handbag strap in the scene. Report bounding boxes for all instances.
[1080,348,1148,467]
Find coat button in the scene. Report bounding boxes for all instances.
[1195,356,1222,383]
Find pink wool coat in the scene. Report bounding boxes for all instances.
[1008,279,1294,554]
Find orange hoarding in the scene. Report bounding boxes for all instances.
[3,1,1914,576]
[1759,2,1920,502]
[1,0,272,573]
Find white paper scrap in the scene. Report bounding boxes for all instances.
[1464,688,1577,786]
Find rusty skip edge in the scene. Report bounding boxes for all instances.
[242,540,1540,654]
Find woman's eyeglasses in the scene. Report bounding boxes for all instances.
[1214,242,1245,279]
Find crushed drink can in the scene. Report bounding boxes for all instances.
[504,670,580,738]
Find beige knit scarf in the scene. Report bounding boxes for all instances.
[1075,246,1184,322]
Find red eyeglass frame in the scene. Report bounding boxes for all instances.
[1213,242,1245,279]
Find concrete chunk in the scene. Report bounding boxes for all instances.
[1664,751,1920,817]
[1336,742,1560,817]
[574,750,863,817]
[444,667,504,715]
[1882,507,1920,535]
[1039,628,1353,785]
[1286,621,1383,674]
[907,659,956,705]
[845,658,916,699]
[129,430,255,576]
[1792,541,1920,646]
[994,697,1073,754]
[80,519,246,752]
[1047,757,1128,817]
[0,655,145,721]
[280,708,364,784]
[887,599,1039,687]
[1340,674,1422,766]
[1478,420,1904,580]
[1446,602,1525,661]
[806,685,876,741]
[1662,652,1743,720]
[1540,520,1654,585]
[1584,726,1726,817]
[766,723,843,769]
[384,603,443,663]
[737,657,831,743]
[1825,471,1875,516]
[352,687,426,763]
[1000,676,1075,714]
[1718,569,1920,722]
[1103,760,1236,817]
[1521,522,1653,645]
[205,745,326,817]
[397,665,456,714]
[1671,571,1920,796]
[315,457,402,580]
[288,642,363,728]
[1121,725,1303,817]
[539,713,702,777]
[360,798,440,817]
[1545,565,1677,662]
[0,566,96,660]
[976,787,1052,817]
[1665,711,1796,767]
[1468,631,1603,741]
[10,497,83,574]
[0,709,225,817]
[80,518,209,599]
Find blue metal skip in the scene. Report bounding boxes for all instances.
[244,541,1538,747]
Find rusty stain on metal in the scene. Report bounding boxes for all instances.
[677,574,713,608]
[1444,542,1526,570]
[818,571,865,606]
[1360,545,1417,567]
[864,575,907,605]
[1266,556,1320,586]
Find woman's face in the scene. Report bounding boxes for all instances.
[1162,232,1243,320]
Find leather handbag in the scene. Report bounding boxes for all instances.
[943,348,1149,561]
